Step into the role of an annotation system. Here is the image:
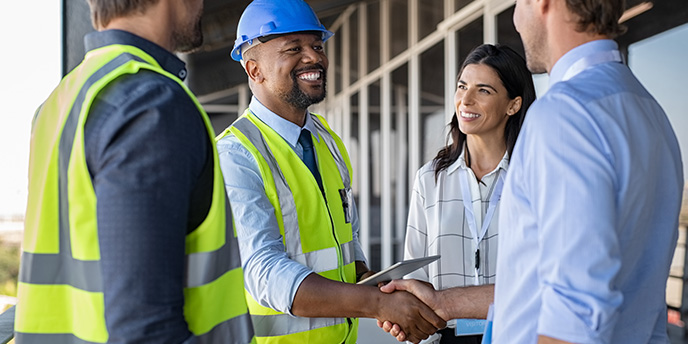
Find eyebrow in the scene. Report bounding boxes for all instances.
[458,79,498,93]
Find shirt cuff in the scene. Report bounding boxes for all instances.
[283,267,314,316]
[537,286,616,343]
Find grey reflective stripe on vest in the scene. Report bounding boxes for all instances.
[14,332,99,344]
[197,312,254,344]
[251,313,347,337]
[185,193,243,288]
[232,117,302,255]
[19,53,145,293]
[311,116,351,189]
[292,241,356,273]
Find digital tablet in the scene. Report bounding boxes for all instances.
[357,255,441,286]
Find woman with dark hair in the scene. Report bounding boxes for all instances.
[403,43,535,344]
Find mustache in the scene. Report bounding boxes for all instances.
[292,64,326,77]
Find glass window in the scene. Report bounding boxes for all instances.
[390,0,409,57]
[367,1,381,73]
[349,9,360,85]
[331,27,343,95]
[456,17,484,74]
[368,81,382,270]
[392,63,409,261]
[455,0,473,12]
[418,0,444,41]
[350,92,360,197]
[420,42,446,164]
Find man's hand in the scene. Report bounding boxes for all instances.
[376,279,446,342]
[377,280,494,341]
[381,279,448,319]
[375,288,446,343]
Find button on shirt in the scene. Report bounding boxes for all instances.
[217,97,366,314]
[494,40,684,344]
[404,149,507,290]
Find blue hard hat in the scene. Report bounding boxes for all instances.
[231,0,334,61]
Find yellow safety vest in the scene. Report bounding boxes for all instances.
[218,110,358,344]
[15,43,255,344]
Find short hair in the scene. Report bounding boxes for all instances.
[86,0,160,29]
[565,0,627,38]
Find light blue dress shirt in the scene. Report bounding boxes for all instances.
[494,40,684,343]
[217,97,366,315]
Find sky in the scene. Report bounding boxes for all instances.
[0,1,61,217]
[0,3,685,218]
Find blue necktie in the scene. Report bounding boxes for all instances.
[298,129,323,191]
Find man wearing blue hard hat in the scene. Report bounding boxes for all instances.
[216,0,446,343]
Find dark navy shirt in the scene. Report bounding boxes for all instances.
[83,30,211,344]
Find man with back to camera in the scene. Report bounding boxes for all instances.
[14,0,254,342]
[380,0,683,343]
[216,0,446,343]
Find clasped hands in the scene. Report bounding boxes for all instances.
[375,279,448,343]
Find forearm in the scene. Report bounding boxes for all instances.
[436,284,494,320]
[291,273,381,318]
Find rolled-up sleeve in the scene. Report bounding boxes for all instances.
[217,135,313,315]
[527,95,623,343]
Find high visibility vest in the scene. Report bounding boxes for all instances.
[218,110,358,344]
[15,43,255,344]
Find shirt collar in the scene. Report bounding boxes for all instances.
[248,96,320,147]
[549,39,619,86]
[447,148,509,176]
[84,29,188,81]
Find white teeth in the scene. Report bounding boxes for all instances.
[298,71,320,81]
[461,111,480,119]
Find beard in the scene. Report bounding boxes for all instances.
[521,27,547,74]
[173,8,204,53]
[282,65,328,110]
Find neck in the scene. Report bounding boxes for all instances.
[465,134,506,181]
[103,3,174,51]
[544,1,609,73]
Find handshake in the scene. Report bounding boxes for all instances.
[371,279,494,343]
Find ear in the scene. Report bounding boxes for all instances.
[244,60,264,84]
[535,0,551,16]
[507,96,522,116]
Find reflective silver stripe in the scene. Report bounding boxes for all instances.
[20,54,144,292]
[251,313,346,337]
[290,241,355,274]
[311,116,351,189]
[197,313,254,344]
[292,247,339,273]
[340,241,356,266]
[232,117,302,255]
[14,332,98,344]
[19,252,102,292]
[185,194,242,288]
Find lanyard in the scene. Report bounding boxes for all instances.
[561,49,622,81]
[459,167,505,285]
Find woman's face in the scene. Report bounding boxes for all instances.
[454,63,520,138]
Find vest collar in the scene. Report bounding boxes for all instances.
[84,29,188,81]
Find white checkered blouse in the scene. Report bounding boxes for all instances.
[404,150,508,290]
